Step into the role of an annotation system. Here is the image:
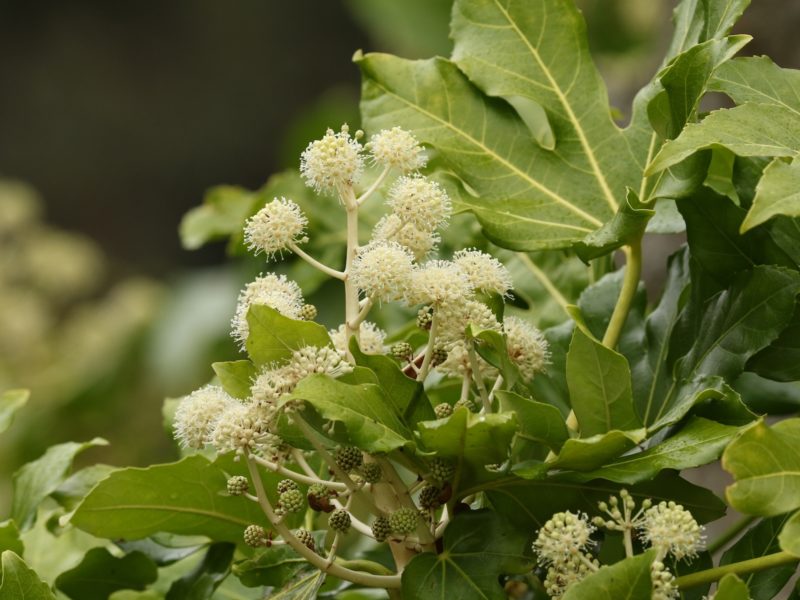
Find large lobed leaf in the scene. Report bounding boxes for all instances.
[0,551,54,600]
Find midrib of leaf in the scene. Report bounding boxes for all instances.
[491,0,619,213]
[598,429,735,472]
[444,558,490,598]
[371,79,604,228]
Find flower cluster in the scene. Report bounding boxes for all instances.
[532,511,598,599]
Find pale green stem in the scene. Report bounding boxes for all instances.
[488,375,504,403]
[245,457,401,589]
[290,449,318,479]
[341,184,361,360]
[706,515,759,555]
[348,296,374,330]
[356,166,390,206]
[416,312,440,381]
[288,242,345,280]
[601,239,643,349]
[252,455,347,491]
[675,551,798,590]
[458,374,471,405]
[468,345,491,412]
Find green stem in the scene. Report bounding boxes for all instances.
[675,551,799,590]
[335,558,395,577]
[416,312,439,381]
[707,515,758,555]
[601,238,642,349]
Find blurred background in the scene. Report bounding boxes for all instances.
[1,0,799,513]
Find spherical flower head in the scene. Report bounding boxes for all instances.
[232,273,304,346]
[543,553,597,599]
[437,300,501,345]
[349,241,415,302]
[651,561,679,600]
[300,124,364,195]
[372,214,440,260]
[244,197,308,258]
[368,127,427,172]
[173,385,237,449]
[210,402,270,455]
[638,501,704,561]
[453,249,513,296]
[504,316,550,382]
[407,260,473,307]
[533,511,595,567]
[286,345,354,380]
[436,340,497,379]
[329,321,387,355]
[250,365,297,407]
[386,175,451,232]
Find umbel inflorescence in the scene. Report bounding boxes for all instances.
[171,125,551,588]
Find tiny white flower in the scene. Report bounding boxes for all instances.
[329,321,387,355]
[349,241,415,302]
[210,402,272,455]
[386,175,451,232]
[368,127,427,172]
[232,273,304,347]
[250,365,297,407]
[407,260,473,307]
[300,124,364,194]
[244,197,308,258]
[503,316,550,382]
[453,249,513,296]
[173,385,237,449]
[651,561,680,600]
[533,511,595,567]
[372,214,440,260]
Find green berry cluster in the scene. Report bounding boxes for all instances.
[389,507,419,535]
[298,304,317,320]
[295,529,316,551]
[417,306,433,330]
[429,458,455,482]
[329,508,352,533]
[277,479,300,494]
[371,516,392,542]
[361,462,382,483]
[335,446,363,472]
[434,403,453,418]
[226,475,248,496]
[278,488,305,514]
[243,524,269,547]
[431,347,448,366]
[418,484,442,509]
[390,341,413,361]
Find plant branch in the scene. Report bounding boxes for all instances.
[252,455,347,491]
[348,296,375,330]
[468,345,491,412]
[416,312,440,381]
[675,551,798,590]
[601,239,642,349]
[356,166,390,206]
[288,243,345,280]
[245,457,401,589]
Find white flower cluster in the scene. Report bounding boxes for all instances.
[244,197,308,258]
[173,385,237,449]
[231,273,304,347]
[504,316,550,382]
[639,501,705,561]
[330,322,386,355]
[300,124,364,194]
[368,126,427,172]
[349,241,415,302]
[533,511,598,599]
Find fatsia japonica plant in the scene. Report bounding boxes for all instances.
[3,1,800,599]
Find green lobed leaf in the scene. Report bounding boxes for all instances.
[280,374,415,454]
[561,550,654,600]
[245,305,332,366]
[12,438,108,531]
[401,510,532,600]
[483,471,725,530]
[55,548,157,600]
[741,157,800,232]
[748,305,800,382]
[0,522,23,557]
[562,417,740,484]
[165,542,234,600]
[648,35,750,140]
[779,511,800,557]
[0,389,28,435]
[51,464,118,513]
[71,455,271,543]
[357,50,615,252]
[647,103,800,175]
[416,407,517,497]
[0,551,55,600]
[723,419,800,516]
[713,574,751,600]
[664,0,751,61]
[231,544,310,588]
[721,514,796,600]
[566,328,642,437]
[211,360,257,400]
[711,55,800,111]
[467,324,521,389]
[496,390,568,453]
[574,189,653,261]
